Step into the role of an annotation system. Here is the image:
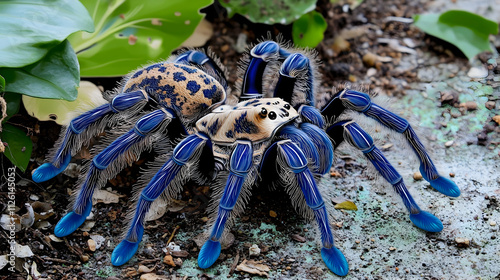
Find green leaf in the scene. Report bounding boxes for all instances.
[71,0,213,77]
[292,11,327,48]
[0,75,4,92]
[221,0,317,24]
[0,40,80,101]
[334,200,358,211]
[3,93,21,123]
[413,10,499,60]
[0,124,33,172]
[0,0,94,68]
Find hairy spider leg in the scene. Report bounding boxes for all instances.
[276,140,348,276]
[273,52,316,107]
[278,124,333,175]
[327,120,444,232]
[173,50,228,91]
[53,109,173,237]
[322,89,460,197]
[112,133,210,266]
[32,90,149,183]
[240,41,284,101]
[198,140,253,268]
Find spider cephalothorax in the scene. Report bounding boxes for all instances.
[32,40,460,277]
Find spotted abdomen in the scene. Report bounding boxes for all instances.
[123,63,226,123]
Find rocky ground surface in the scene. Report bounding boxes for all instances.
[1,0,499,279]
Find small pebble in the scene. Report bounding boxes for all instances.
[455,237,470,247]
[490,220,497,226]
[88,239,96,252]
[389,247,396,251]
[269,210,277,218]
[249,244,261,257]
[492,115,500,125]
[445,140,454,147]
[413,172,423,181]
[449,172,455,178]
[485,101,495,110]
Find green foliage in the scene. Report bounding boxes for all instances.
[0,0,93,100]
[70,0,213,77]
[292,11,327,48]
[0,0,94,68]
[1,124,33,172]
[1,41,80,101]
[3,93,21,123]
[220,0,316,24]
[413,10,499,60]
[0,75,4,92]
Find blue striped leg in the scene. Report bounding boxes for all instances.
[277,124,333,175]
[198,140,253,269]
[111,133,210,266]
[277,140,348,276]
[32,90,148,183]
[54,109,173,237]
[335,120,443,232]
[326,89,459,197]
[273,53,316,107]
[173,50,228,90]
[240,41,285,101]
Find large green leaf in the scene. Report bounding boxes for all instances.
[0,40,80,101]
[292,11,327,48]
[3,93,21,123]
[0,75,4,92]
[1,124,33,172]
[0,0,94,68]
[221,0,316,24]
[414,10,499,60]
[70,0,213,77]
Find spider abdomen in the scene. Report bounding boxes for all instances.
[123,63,226,123]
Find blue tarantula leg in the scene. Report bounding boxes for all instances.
[112,133,210,266]
[330,120,443,232]
[173,50,228,91]
[240,41,281,100]
[54,109,172,238]
[323,89,459,197]
[198,140,253,269]
[277,140,348,276]
[274,53,315,107]
[32,90,148,183]
[277,124,333,175]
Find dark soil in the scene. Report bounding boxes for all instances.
[1,0,499,279]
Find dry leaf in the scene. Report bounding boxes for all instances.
[334,201,358,211]
[138,265,154,273]
[92,189,120,205]
[236,259,270,277]
[15,243,34,258]
[140,273,169,280]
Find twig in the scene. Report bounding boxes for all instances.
[228,250,240,276]
[166,225,180,244]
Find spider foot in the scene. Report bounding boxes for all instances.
[32,153,71,183]
[419,166,460,197]
[198,240,221,269]
[54,202,92,237]
[321,247,349,277]
[111,240,140,266]
[409,211,443,232]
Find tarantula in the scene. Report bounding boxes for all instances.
[32,40,460,276]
